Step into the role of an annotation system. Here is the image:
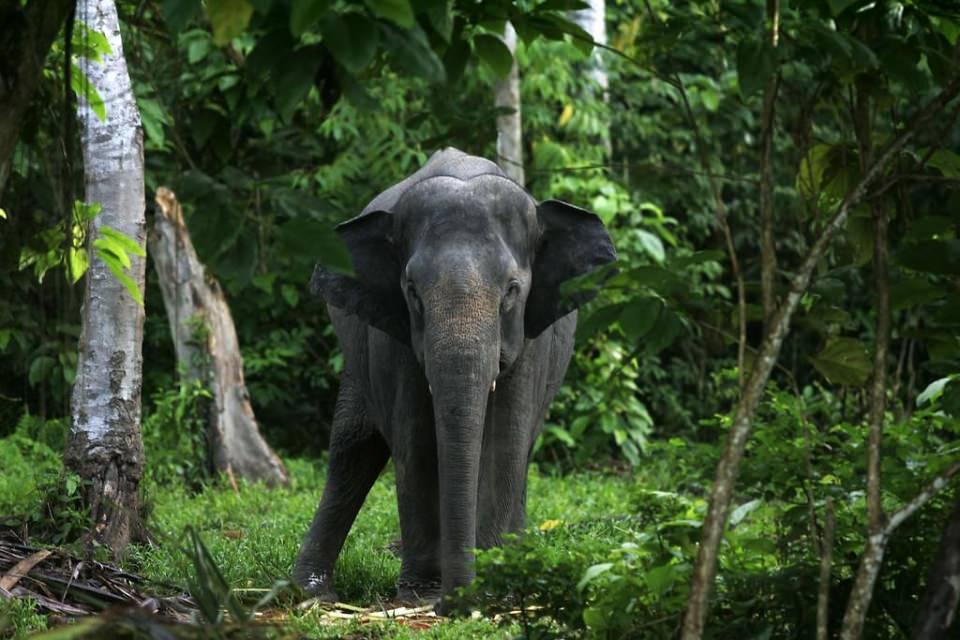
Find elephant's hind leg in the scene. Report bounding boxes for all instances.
[293,376,388,601]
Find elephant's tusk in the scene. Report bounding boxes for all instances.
[428,384,433,395]
[491,380,496,393]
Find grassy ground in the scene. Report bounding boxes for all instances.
[0,436,647,638]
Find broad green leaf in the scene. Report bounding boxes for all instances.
[576,303,624,339]
[927,149,960,177]
[917,376,952,406]
[423,0,453,41]
[28,356,56,387]
[101,226,146,257]
[474,33,514,79]
[206,0,254,45]
[365,0,415,28]
[380,24,446,84]
[95,238,131,269]
[162,0,201,33]
[810,337,871,386]
[101,254,144,305]
[736,37,775,100]
[72,64,106,122]
[729,498,762,526]
[643,564,676,595]
[897,239,960,275]
[68,245,88,284]
[274,50,322,121]
[619,297,661,342]
[442,36,471,83]
[290,0,328,37]
[0,208,6,219]
[890,278,944,309]
[636,229,665,263]
[278,216,352,273]
[576,562,613,591]
[71,22,112,61]
[321,12,379,72]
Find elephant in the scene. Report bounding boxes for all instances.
[293,147,615,612]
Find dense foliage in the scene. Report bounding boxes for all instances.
[1,0,960,637]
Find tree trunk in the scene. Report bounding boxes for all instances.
[67,0,146,557]
[0,0,72,168]
[913,492,960,640]
[494,22,523,186]
[150,187,288,487]
[569,0,608,94]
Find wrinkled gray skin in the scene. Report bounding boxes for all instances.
[293,148,615,613]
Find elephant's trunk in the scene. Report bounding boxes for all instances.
[422,278,499,601]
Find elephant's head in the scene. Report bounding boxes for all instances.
[310,173,615,601]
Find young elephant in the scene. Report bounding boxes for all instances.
[294,148,615,611]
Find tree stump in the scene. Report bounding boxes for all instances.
[149,187,288,487]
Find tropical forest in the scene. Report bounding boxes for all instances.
[1,0,960,638]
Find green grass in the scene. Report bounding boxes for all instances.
[0,425,652,638]
[129,458,642,637]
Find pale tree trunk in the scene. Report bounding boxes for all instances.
[569,0,610,156]
[67,0,146,556]
[913,492,960,640]
[494,22,523,186]
[150,188,288,487]
[569,0,608,94]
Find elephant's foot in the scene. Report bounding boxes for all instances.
[394,577,441,606]
[292,567,339,603]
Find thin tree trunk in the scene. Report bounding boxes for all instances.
[569,0,610,155]
[67,0,146,557]
[569,0,608,93]
[817,498,836,640]
[912,491,960,640]
[680,75,960,640]
[150,188,288,486]
[759,0,780,331]
[0,0,72,168]
[838,81,891,640]
[494,22,523,186]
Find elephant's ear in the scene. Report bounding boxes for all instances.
[309,210,410,344]
[525,200,617,338]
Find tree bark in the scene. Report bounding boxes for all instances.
[838,80,891,640]
[0,0,73,169]
[680,75,960,640]
[67,0,146,557]
[758,0,780,331]
[494,22,523,186]
[569,0,608,94]
[150,187,288,487]
[817,498,836,640]
[913,491,960,640]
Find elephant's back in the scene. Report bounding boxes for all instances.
[362,147,508,215]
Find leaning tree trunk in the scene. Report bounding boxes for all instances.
[67,0,146,556]
[494,22,523,186]
[150,188,288,486]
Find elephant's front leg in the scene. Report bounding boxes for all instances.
[392,416,442,604]
[293,376,388,601]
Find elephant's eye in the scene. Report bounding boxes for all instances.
[407,283,423,316]
[502,281,520,312]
